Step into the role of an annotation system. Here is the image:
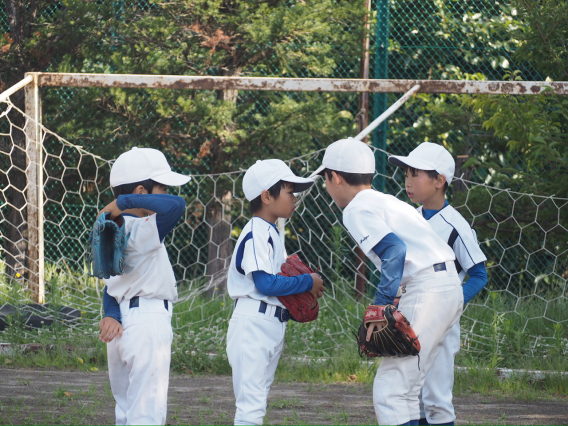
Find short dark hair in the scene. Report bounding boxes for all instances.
[250,180,293,214]
[112,179,159,198]
[322,168,374,186]
[405,167,449,192]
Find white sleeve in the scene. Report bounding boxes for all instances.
[344,208,392,255]
[240,227,274,277]
[126,214,162,255]
[453,228,487,272]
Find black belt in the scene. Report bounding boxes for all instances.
[234,299,290,323]
[433,262,447,272]
[129,296,169,311]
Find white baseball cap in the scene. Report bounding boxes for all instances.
[243,159,314,201]
[110,147,191,187]
[388,142,455,184]
[309,137,376,178]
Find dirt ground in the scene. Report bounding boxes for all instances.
[0,368,567,425]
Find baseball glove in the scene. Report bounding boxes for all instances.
[88,213,129,279]
[354,304,420,358]
[277,254,319,323]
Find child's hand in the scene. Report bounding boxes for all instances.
[365,320,387,342]
[99,317,123,343]
[98,200,122,220]
[309,273,325,300]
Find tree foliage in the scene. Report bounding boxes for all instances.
[42,0,366,173]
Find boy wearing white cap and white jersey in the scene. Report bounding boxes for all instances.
[97,147,191,425]
[388,143,487,426]
[311,138,462,426]
[226,159,325,425]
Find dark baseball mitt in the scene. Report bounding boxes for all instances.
[88,213,129,279]
[277,254,319,323]
[355,304,420,358]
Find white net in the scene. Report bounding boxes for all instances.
[1,92,567,360]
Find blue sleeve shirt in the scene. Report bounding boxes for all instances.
[252,270,314,297]
[103,286,121,323]
[371,232,407,305]
[116,194,185,241]
[463,262,487,304]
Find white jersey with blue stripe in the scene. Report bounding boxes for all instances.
[227,217,286,307]
[417,204,487,283]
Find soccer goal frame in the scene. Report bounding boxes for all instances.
[2,72,567,303]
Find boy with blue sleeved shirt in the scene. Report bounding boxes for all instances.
[311,138,463,426]
[226,159,325,425]
[97,147,190,425]
[389,143,487,426]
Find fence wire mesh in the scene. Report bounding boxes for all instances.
[1,94,566,359]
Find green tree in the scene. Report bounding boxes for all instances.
[465,0,568,197]
[0,0,110,287]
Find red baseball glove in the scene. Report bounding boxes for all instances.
[277,254,319,323]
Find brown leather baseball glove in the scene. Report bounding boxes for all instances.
[277,254,319,323]
[355,304,421,358]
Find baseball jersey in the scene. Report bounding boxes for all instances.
[227,217,286,308]
[342,189,456,284]
[105,213,178,303]
[417,204,487,283]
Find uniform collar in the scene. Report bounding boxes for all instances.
[253,216,280,234]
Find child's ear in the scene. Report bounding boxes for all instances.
[436,174,447,189]
[332,171,343,186]
[133,185,147,194]
[260,189,271,205]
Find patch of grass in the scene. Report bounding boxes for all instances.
[269,397,303,409]
[0,388,115,425]
[275,348,378,385]
[0,339,106,371]
[454,357,568,399]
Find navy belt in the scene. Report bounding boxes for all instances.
[233,299,290,322]
[433,262,447,272]
[129,296,169,311]
[259,301,290,323]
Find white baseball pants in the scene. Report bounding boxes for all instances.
[373,262,463,425]
[226,298,287,425]
[107,297,173,425]
[419,320,460,424]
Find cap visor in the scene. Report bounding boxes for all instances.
[152,171,192,186]
[281,174,315,193]
[388,155,436,171]
[309,164,326,179]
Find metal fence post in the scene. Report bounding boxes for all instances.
[372,0,389,192]
[24,73,45,303]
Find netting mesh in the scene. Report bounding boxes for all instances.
[1,92,566,358]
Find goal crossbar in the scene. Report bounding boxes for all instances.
[27,72,568,95]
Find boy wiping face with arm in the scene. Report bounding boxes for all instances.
[389,143,487,426]
[97,147,190,425]
[227,159,325,426]
[311,138,463,426]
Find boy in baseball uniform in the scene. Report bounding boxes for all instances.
[227,159,325,425]
[311,138,463,426]
[97,147,190,425]
[389,143,488,425]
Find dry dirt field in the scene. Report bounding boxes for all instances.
[0,368,567,425]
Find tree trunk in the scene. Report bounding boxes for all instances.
[453,155,471,194]
[205,190,233,294]
[203,65,241,295]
